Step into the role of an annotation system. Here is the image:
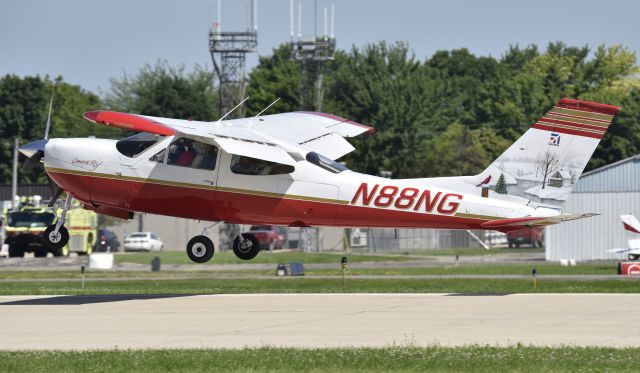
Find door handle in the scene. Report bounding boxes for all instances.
[203,179,215,185]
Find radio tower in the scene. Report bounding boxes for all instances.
[289,0,336,111]
[209,0,258,118]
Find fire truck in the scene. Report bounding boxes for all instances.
[5,196,97,257]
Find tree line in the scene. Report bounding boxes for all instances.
[1,41,638,183]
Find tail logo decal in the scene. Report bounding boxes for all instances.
[548,133,561,146]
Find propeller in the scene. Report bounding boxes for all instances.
[20,84,55,170]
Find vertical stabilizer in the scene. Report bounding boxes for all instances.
[475,98,620,208]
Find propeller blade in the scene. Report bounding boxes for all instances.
[23,150,44,171]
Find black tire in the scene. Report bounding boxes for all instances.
[186,235,214,263]
[34,250,47,258]
[508,242,513,248]
[44,225,69,250]
[233,233,260,261]
[8,246,24,258]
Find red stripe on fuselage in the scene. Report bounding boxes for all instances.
[46,170,488,229]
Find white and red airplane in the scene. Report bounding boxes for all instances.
[608,215,640,260]
[19,98,620,262]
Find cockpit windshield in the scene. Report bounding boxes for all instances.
[116,133,166,158]
[305,152,348,173]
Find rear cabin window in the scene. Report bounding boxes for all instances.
[116,133,166,158]
[230,155,295,175]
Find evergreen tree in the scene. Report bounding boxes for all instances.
[495,173,508,194]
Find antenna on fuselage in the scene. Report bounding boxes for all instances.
[216,96,250,125]
[254,97,280,118]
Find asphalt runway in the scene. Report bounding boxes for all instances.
[1,293,639,350]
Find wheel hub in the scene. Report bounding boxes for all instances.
[191,243,206,257]
[48,231,61,243]
[238,238,253,253]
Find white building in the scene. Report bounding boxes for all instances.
[546,154,640,261]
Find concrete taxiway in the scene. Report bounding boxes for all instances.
[1,293,639,350]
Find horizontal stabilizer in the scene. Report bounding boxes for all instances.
[606,248,631,254]
[621,215,640,234]
[481,213,598,229]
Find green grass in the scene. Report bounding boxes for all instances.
[0,261,621,280]
[115,250,423,265]
[0,277,638,295]
[1,346,639,372]
[311,262,621,276]
[402,247,544,256]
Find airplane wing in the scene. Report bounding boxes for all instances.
[481,213,597,230]
[83,110,373,162]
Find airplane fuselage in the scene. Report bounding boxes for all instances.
[43,136,559,230]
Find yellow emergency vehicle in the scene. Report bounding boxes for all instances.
[5,195,97,257]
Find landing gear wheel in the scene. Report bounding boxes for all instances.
[186,235,214,263]
[44,225,69,250]
[233,233,260,261]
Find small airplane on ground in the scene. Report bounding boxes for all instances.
[19,97,620,262]
[608,215,640,260]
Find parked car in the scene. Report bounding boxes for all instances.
[93,229,120,253]
[123,232,164,252]
[249,225,285,250]
[507,227,544,248]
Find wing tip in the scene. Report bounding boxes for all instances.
[300,111,375,134]
[83,110,101,123]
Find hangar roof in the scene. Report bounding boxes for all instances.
[574,154,640,193]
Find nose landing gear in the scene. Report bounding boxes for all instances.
[44,194,72,252]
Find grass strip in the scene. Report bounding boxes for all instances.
[1,346,639,372]
[0,277,638,295]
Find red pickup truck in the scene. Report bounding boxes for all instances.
[248,225,285,251]
[507,227,544,248]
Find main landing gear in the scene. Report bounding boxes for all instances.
[44,194,71,255]
[185,224,261,263]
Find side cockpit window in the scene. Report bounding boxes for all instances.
[166,137,218,170]
[116,133,166,158]
[230,155,294,175]
[150,148,166,164]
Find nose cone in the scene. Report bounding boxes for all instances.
[18,139,48,158]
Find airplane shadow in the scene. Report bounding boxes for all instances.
[0,294,197,306]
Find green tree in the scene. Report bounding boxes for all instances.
[495,173,508,194]
[416,123,510,177]
[105,60,217,121]
[0,74,115,183]
[245,44,302,115]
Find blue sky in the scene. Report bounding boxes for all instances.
[1,0,638,95]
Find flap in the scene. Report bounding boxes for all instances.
[299,133,355,160]
[213,137,295,166]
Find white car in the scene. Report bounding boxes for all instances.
[123,232,164,252]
